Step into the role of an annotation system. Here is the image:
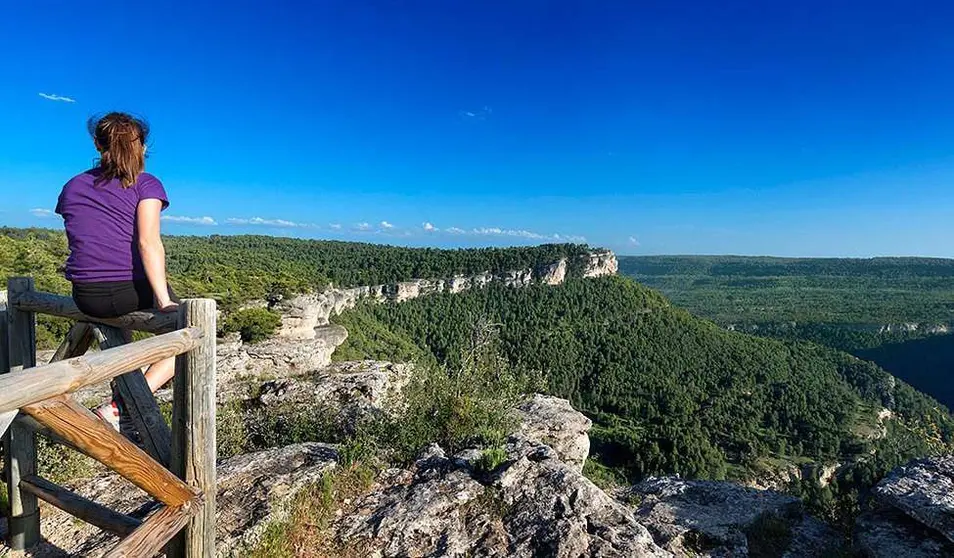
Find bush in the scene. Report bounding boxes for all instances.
[223,308,281,343]
[389,320,538,459]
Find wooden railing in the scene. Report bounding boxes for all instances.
[0,278,216,557]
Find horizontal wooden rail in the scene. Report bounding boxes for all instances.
[20,475,142,537]
[0,327,203,414]
[11,291,178,334]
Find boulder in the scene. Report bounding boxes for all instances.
[250,360,412,431]
[622,477,840,557]
[335,438,670,557]
[515,394,591,471]
[855,506,954,558]
[854,454,954,556]
[872,455,954,543]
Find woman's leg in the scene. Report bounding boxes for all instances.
[144,357,176,392]
[121,324,176,393]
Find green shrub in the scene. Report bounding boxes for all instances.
[389,320,537,459]
[222,308,281,343]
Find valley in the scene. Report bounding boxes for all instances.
[620,255,954,410]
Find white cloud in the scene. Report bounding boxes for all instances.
[162,215,217,226]
[628,236,640,246]
[38,92,76,103]
[380,221,394,229]
[446,227,466,234]
[460,106,492,120]
[354,222,372,231]
[30,208,54,218]
[226,217,317,228]
[329,223,342,230]
[468,227,585,243]
[423,222,437,232]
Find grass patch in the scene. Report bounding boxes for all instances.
[37,438,99,485]
[249,463,376,558]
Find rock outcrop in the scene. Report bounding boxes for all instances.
[335,438,669,557]
[583,250,619,278]
[8,443,338,558]
[246,360,412,431]
[855,455,954,557]
[515,394,591,472]
[622,478,840,557]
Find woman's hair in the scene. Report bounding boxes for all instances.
[88,112,150,188]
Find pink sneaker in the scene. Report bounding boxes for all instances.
[94,401,120,431]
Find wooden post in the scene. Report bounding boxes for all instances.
[169,299,217,558]
[3,278,40,549]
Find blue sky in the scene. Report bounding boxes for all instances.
[2,1,954,256]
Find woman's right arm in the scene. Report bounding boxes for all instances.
[136,199,176,311]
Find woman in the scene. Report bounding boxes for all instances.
[55,112,178,430]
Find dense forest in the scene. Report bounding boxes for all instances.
[333,277,954,490]
[0,227,592,346]
[2,227,591,302]
[620,255,954,410]
[619,255,954,325]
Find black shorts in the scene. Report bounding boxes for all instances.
[72,280,179,319]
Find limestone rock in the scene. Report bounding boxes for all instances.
[254,251,617,337]
[216,443,338,555]
[250,360,412,430]
[539,258,568,285]
[583,250,619,278]
[855,506,954,558]
[623,477,840,557]
[215,324,349,397]
[336,438,670,557]
[515,394,591,471]
[872,455,954,544]
[7,443,338,558]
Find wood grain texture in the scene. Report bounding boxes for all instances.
[4,277,40,550]
[0,327,202,414]
[23,395,199,507]
[14,414,85,455]
[49,322,95,363]
[168,299,217,558]
[20,475,142,537]
[95,326,173,467]
[11,290,177,334]
[104,503,197,558]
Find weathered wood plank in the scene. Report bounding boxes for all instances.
[4,277,40,550]
[49,322,95,363]
[11,290,177,334]
[23,395,199,507]
[14,414,85,455]
[95,326,173,467]
[0,327,202,415]
[169,299,217,558]
[105,503,196,558]
[20,475,143,537]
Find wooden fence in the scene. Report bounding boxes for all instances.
[0,277,216,557]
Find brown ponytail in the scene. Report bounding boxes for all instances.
[88,112,150,188]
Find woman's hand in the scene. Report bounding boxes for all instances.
[157,299,179,313]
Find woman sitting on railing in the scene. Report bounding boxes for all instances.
[54,112,179,431]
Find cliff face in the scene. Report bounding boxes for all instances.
[269,250,617,339]
[215,250,617,390]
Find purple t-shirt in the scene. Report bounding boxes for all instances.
[55,168,169,283]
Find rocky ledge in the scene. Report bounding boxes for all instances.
[10,362,852,558]
[855,455,954,557]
